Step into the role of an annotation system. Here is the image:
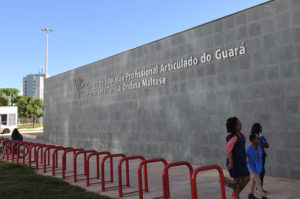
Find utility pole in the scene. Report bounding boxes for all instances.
[41,28,54,79]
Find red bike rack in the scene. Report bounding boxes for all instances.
[2,139,16,162]
[14,141,24,162]
[162,161,193,199]
[0,139,4,158]
[36,144,51,167]
[85,151,110,186]
[10,140,19,162]
[35,144,51,170]
[73,149,97,182]
[0,139,227,198]
[0,139,6,159]
[138,158,168,199]
[6,140,14,161]
[62,148,84,179]
[118,155,145,197]
[15,141,32,164]
[43,145,57,173]
[52,146,73,176]
[20,141,36,165]
[191,165,226,199]
[28,143,43,168]
[13,141,31,163]
[101,153,126,192]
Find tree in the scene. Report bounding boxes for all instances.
[0,91,8,106]
[0,88,20,106]
[32,98,44,127]
[15,96,44,127]
[16,96,34,120]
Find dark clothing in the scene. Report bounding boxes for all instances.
[258,134,268,186]
[226,133,250,178]
[258,134,268,156]
[11,131,23,141]
[260,153,266,186]
[11,129,23,155]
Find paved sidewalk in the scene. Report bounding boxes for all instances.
[19,127,43,132]
[19,127,43,139]
[28,138,300,199]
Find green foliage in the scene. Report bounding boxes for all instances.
[0,88,44,127]
[15,96,34,118]
[0,91,8,106]
[15,96,44,127]
[0,88,20,106]
[18,123,43,129]
[32,98,44,118]
[0,161,111,199]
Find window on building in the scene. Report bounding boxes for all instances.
[0,114,7,125]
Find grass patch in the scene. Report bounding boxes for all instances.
[18,123,43,129]
[0,161,111,199]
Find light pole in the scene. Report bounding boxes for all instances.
[41,28,54,79]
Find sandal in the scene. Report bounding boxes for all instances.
[232,191,236,198]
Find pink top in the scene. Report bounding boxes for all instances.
[226,132,247,153]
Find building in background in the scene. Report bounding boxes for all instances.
[23,74,44,99]
[44,0,300,179]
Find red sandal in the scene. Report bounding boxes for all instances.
[232,191,236,198]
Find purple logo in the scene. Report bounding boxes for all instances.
[74,77,85,97]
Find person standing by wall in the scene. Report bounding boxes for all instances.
[251,123,269,192]
[226,117,250,199]
[246,134,268,199]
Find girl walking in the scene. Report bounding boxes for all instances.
[226,117,250,199]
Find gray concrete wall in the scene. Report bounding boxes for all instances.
[44,0,300,179]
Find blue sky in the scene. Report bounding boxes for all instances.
[0,0,268,92]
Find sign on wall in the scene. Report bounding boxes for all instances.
[74,42,246,98]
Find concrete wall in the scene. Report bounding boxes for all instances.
[44,0,300,179]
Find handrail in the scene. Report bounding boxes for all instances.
[191,165,226,199]
[118,155,145,197]
[162,161,193,199]
[138,158,168,199]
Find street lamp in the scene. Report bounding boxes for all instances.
[41,28,54,79]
